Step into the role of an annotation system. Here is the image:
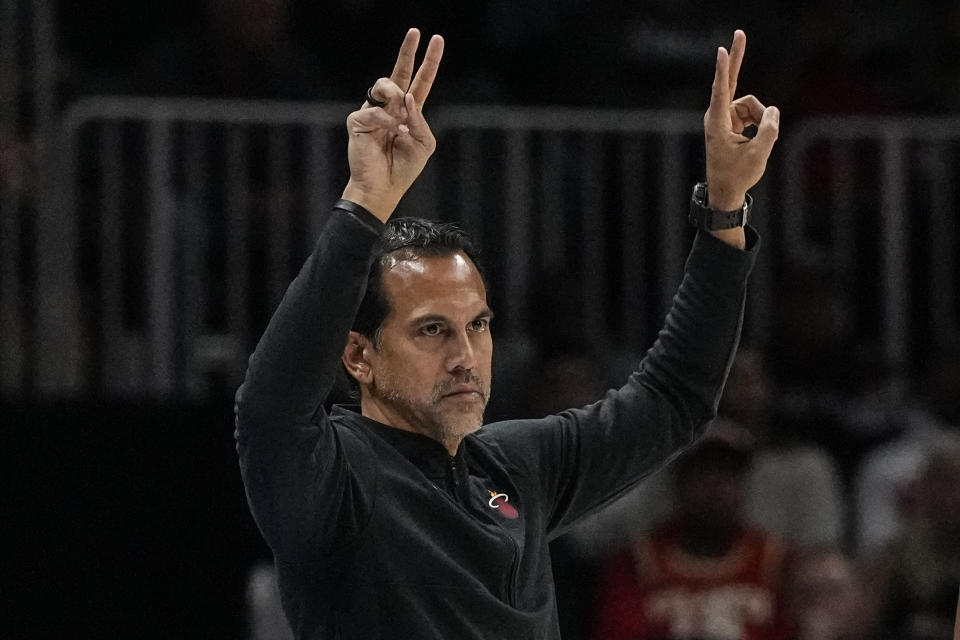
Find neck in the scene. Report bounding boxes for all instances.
[361,397,461,456]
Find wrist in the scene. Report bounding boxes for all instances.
[341,179,403,223]
[688,182,751,234]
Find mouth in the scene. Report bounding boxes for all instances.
[440,384,485,401]
[442,390,484,400]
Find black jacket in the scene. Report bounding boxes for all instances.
[235,203,759,639]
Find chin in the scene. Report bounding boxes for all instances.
[449,414,485,437]
[437,408,484,439]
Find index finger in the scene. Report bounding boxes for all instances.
[389,28,421,92]
[706,46,731,125]
[727,30,746,99]
[409,34,445,106]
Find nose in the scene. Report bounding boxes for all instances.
[447,328,477,372]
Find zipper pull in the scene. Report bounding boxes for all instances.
[449,458,460,487]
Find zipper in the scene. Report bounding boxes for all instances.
[449,457,460,488]
[447,456,522,606]
[448,457,463,505]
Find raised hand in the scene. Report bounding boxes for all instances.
[703,30,779,213]
[342,28,445,222]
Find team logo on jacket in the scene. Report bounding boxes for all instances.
[487,490,519,519]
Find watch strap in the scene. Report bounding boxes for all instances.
[688,182,751,230]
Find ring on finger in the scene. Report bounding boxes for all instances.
[366,87,387,108]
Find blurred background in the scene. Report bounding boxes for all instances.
[4,1,960,638]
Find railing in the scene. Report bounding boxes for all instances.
[782,116,960,372]
[5,97,959,399]
[56,99,357,397]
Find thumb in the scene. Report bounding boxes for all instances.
[753,105,780,157]
[347,106,402,136]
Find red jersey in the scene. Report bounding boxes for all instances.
[593,520,789,640]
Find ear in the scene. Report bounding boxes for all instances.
[342,331,374,384]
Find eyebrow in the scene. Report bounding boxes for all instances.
[410,308,495,326]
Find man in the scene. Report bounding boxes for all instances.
[235,27,779,639]
[870,433,960,640]
[592,423,790,640]
[785,547,876,640]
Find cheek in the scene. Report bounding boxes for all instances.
[380,349,448,391]
[476,334,494,371]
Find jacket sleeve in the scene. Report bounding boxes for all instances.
[234,205,383,562]
[479,228,760,537]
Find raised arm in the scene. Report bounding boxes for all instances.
[481,30,779,534]
[235,29,443,559]
[342,28,444,221]
[238,27,444,429]
[703,30,779,249]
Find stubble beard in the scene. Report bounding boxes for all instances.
[376,371,490,448]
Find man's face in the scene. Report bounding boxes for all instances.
[364,252,493,450]
[675,458,745,529]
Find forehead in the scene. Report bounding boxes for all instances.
[381,252,488,319]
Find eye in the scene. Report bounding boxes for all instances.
[421,323,444,336]
[469,318,489,332]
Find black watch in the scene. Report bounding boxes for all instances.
[688,182,752,230]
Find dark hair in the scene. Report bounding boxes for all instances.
[673,439,752,484]
[352,217,485,345]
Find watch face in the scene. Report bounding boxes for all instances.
[693,182,708,206]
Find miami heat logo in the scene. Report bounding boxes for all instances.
[487,490,519,519]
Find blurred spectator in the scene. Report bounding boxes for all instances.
[592,424,790,640]
[784,547,878,640]
[727,348,845,549]
[769,264,894,470]
[869,433,960,640]
[854,344,960,556]
[564,346,845,559]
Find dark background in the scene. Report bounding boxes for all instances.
[7,1,960,638]
[57,0,960,114]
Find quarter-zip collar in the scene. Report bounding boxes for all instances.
[333,405,472,504]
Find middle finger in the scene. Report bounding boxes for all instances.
[409,34,445,106]
[727,30,746,99]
